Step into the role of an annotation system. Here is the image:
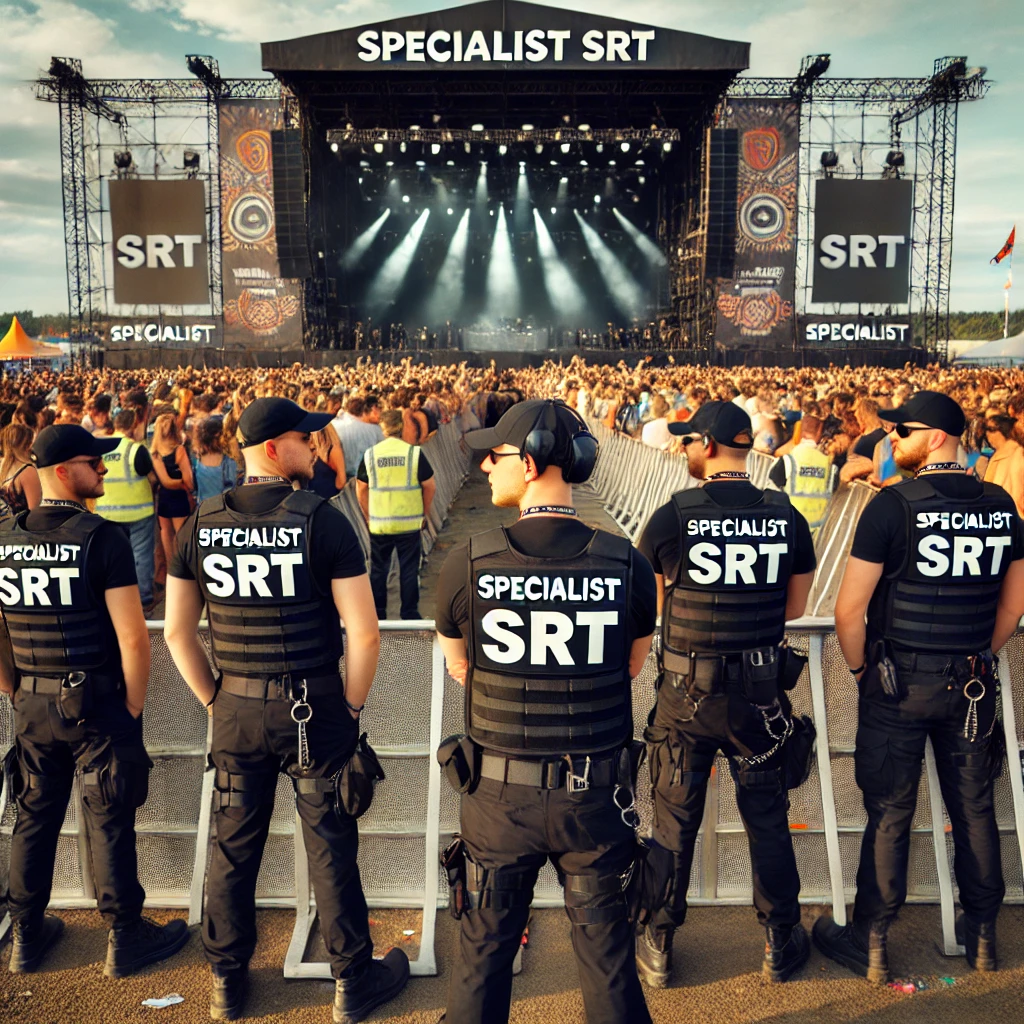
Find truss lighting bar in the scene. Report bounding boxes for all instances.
[326,127,681,147]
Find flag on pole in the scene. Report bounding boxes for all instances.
[991,226,1015,264]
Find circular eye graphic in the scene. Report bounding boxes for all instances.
[228,191,274,245]
[740,192,786,244]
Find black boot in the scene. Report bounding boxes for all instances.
[104,916,190,978]
[956,912,997,972]
[9,914,64,973]
[333,948,410,1024]
[812,915,889,984]
[762,923,810,983]
[210,967,249,1021]
[635,926,672,989]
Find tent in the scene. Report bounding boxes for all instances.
[953,329,1024,366]
[0,316,66,360]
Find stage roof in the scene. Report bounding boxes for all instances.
[262,0,750,75]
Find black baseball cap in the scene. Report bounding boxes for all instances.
[884,390,965,437]
[31,425,119,469]
[668,401,753,448]
[237,397,334,448]
[465,399,580,458]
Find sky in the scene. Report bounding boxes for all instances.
[1,0,1021,318]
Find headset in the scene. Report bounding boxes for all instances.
[521,400,599,484]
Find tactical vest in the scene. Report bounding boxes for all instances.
[94,435,154,523]
[782,445,834,535]
[195,490,342,678]
[869,477,1017,653]
[466,526,633,757]
[662,487,797,672]
[364,436,423,535]
[0,511,115,675]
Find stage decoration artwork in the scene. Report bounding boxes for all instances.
[219,101,302,348]
[714,99,799,348]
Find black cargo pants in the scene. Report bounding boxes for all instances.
[642,683,801,941]
[853,667,1005,927]
[6,689,150,928]
[204,682,372,979]
[444,775,651,1024]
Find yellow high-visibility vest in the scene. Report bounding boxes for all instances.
[364,436,423,535]
[782,443,834,535]
[94,435,154,523]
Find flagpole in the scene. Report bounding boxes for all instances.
[1006,251,1013,339]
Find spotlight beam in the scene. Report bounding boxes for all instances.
[485,205,520,318]
[366,209,431,317]
[341,209,390,270]
[532,209,586,320]
[573,210,645,319]
[424,209,471,325]
[612,208,668,267]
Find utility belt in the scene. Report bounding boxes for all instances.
[219,670,341,701]
[662,642,806,708]
[15,671,125,725]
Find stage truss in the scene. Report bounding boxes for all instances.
[38,57,987,362]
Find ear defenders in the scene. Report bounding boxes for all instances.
[521,400,599,484]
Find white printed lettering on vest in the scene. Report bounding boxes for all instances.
[480,609,527,663]
[916,534,1011,577]
[201,552,305,597]
[531,611,575,665]
[480,609,621,666]
[0,566,80,606]
[688,542,788,585]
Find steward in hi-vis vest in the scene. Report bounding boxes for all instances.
[769,414,837,536]
[636,401,817,989]
[435,399,656,1024]
[0,425,188,980]
[815,391,1024,985]
[357,409,435,621]
[163,398,409,1024]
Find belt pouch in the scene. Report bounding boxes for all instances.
[336,733,386,819]
[864,640,905,702]
[57,673,92,724]
[740,648,779,705]
[440,834,468,919]
[779,644,808,691]
[437,734,479,794]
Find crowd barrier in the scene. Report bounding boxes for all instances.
[3,619,1024,972]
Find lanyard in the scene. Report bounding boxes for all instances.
[916,462,964,475]
[706,471,750,481]
[245,476,290,485]
[519,505,578,518]
[40,499,88,511]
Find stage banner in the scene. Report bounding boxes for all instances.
[219,100,303,349]
[106,315,222,347]
[109,180,209,306]
[812,179,912,304]
[713,99,799,349]
[801,314,911,349]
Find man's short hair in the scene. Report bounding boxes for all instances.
[346,397,365,418]
[380,409,404,436]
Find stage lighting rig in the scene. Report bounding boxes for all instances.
[183,149,201,177]
[186,54,223,95]
[790,54,831,101]
[820,150,840,177]
[113,149,135,178]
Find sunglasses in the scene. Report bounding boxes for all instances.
[680,435,706,447]
[67,456,105,471]
[893,423,933,439]
[484,450,520,466]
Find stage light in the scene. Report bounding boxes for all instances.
[560,143,571,154]
[358,177,363,184]
[447,208,454,215]
[113,150,133,170]
[485,205,520,319]
[359,159,370,168]
[366,209,431,316]
[522,123,534,131]
[182,150,201,175]
[635,159,645,166]
[447,160,455,166]
[533,208,586,318]
[535,143,544,155]
[386,160,394,167]
[409,124,421,130]
[608,160,616,167]
[638,175,646,184]
[330,142,339,153]
[374,142,384,153]
[416,160,426,167]
[594,195,601,204]
[621,142,630,153]
[489,209,495,216]
[431,143,441,155]
[560,176,569,184]
[663,142,672,152]
[596,143,604,153]
[821,150,839,168]
[578,123,591,132]
[885,150,905,168]
[341,209,390,270]
[550,160,558,166]
[574,209,646,318]
[551,207,556,214]
[402,195,410,203]
[400,141,407,153]
[471,123,484,132]
[464,142,472,154]
[499,144,508,155]
[613,207,668,267]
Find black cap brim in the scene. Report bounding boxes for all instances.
[92,436,121,458]
[464,426,506,450]
[294,411,335,435]
[667,421,698,436]
[880,404,913,424]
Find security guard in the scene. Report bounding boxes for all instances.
[0,425,188,976]
[163,398,409,1022]
[767,414,837,536]
[814,391,1024,981]
[356,408,436,620]
[635,401,817,987]
[435,399,657,1024]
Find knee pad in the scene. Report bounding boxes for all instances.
[563,871,628,926]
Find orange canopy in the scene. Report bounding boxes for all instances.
[0,317,65,359]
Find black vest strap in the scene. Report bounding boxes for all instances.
[469,527,510,561]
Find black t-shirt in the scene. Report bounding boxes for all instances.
[23,507,138,591]
[356,448,434,484]
[851,473,1024,574]
[435,517,657,642]
[132,443,154,477]
[169,483,366,589]
[853,426,887,459]
[638,481,817,583]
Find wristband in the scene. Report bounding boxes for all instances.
[848,663,866,676]
[344,695,364,715]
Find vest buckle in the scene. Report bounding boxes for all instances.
[564,754,591,793]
